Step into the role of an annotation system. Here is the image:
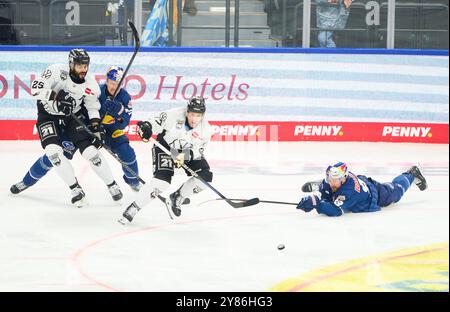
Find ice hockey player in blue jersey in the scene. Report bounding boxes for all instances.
[296,162,428,217]
[10,66,141,196]
[98,66,140,191]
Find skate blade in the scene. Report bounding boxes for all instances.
[118,217,129,225]
[73,198,88,208]
[164,199,174,220]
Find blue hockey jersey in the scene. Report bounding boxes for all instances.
[98,84,132,131]
[317,172,380,217]
[98,84,132,147]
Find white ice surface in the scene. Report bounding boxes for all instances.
[0,141,448,291]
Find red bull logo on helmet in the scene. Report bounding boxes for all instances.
[107,66,124,82]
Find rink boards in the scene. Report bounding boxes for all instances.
[0,119,448,143]
[0,48,448,143]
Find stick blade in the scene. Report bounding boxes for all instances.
[301,180,322,193]
[230,197,260,208]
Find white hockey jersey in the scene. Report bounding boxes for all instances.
[31,63,101,120]
[147,107,213,160]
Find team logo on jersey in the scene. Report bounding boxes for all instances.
[112,129,125,138]
[38,121,57,140]
[155,112,167,126]
[60,71,68,81]
[62,141,76,151]
[176,120,184,129]
[41,69,52,79]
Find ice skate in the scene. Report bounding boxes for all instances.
[165,189,184,217]
[108,181,123,201]
[119,202,141,224]
[10,181,31,194]
[71,184,86,207]
[129,182,142,192]
[407,165,428,191]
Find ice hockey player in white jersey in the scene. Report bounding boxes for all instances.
[30,48,122,206]
[120,96,213,223]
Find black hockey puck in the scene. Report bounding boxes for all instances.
[277,244,285,250]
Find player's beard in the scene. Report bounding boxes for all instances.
[70,68,87,83]
[78,71,87,79]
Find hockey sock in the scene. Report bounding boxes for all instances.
[44,144,77,187]
[179,177,205,199]
[135,178,170,208]
[392,173,414,195]
[81,146,114,185]
[23,155,53,186]
[116,143,139,186]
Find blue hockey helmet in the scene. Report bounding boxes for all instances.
[326,162,348,182]
[106,66,124,82]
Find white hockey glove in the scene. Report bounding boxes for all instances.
[173,152,185,169]
[170,149,192,168]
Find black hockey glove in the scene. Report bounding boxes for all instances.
[55,90,76,116]
[137,121,152,142]
[90,118,105,149]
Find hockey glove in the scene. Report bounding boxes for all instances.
[297,195,320,212]
[137,121,152,142]
[174,153,185,168]
[104,97,124,119]
[319,181,333,201]
[55,90,76,116]
[90,118,105,149]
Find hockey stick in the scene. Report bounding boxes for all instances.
[102,21,183,207]
[69,20,145,179]
[112,20,140,123]
[71,113,146,185]
[112,20,140,99]
[213,198,298,206]
[150,138,260,209]
[70,114,189,214]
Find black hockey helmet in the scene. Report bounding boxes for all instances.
[69,49,90,66]
[187,96,206,114]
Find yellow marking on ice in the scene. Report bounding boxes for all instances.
[269,242,448,292]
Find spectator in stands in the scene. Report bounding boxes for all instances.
[315,0,352,48]
[0,16,18,44]
[118,0,133,45]
[183,0,198,16]
[0,2,19,44]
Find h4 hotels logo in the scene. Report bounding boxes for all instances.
[294,125,344,136]
[382,126,432,138]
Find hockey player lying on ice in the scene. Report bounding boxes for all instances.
[297,162,428,217]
